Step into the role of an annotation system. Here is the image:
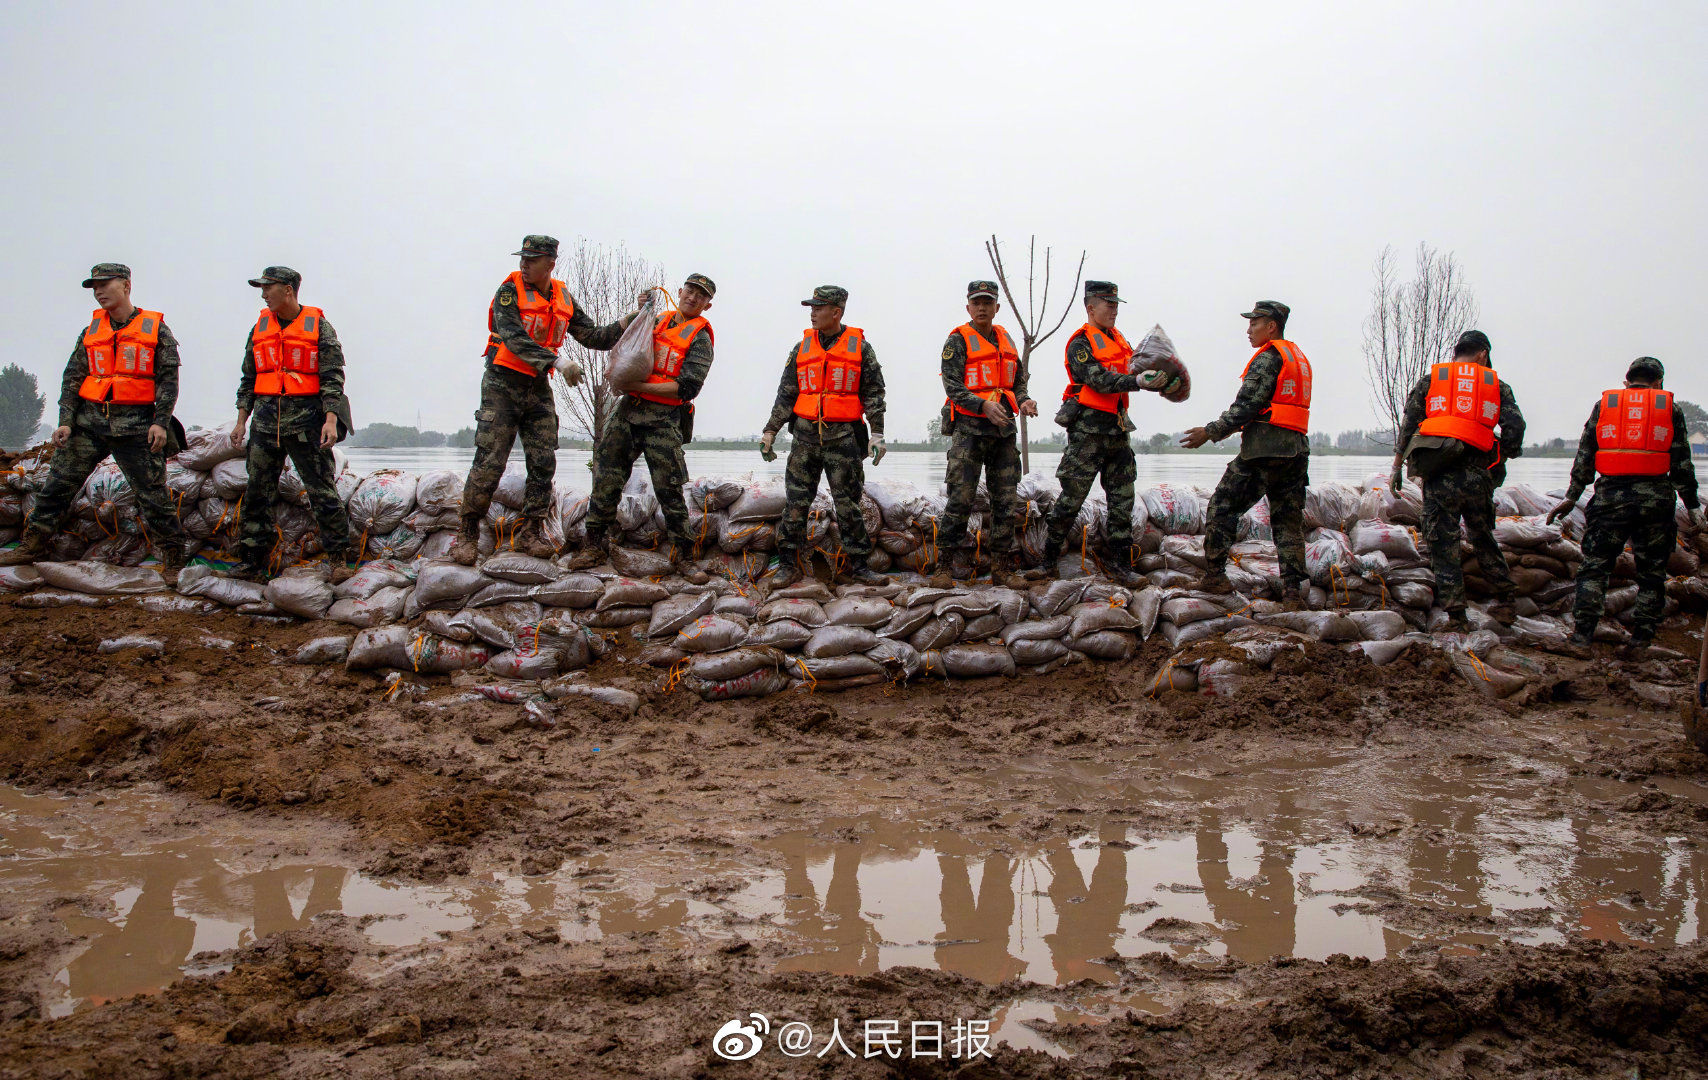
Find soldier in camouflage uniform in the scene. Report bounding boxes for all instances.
[1390,330,1525,629]
[1546,357,1704,657]
[1038,281,1172,587]
[450,235,634,565]
[566,274,717,583]
[226,267,356,583]
[928,280,1039,589]
[1,264,188,578]
[760,285,888,589]
[1184,301,1312,599]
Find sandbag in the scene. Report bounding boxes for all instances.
[1074,630,1135,660]
[729,476,788,522]
[1009,637,1069,665]
[1349,639,1411,666]
[1493,517,1562,549]
[1306,529,1357,587]
[347,626,492,673]
[580,606,651,628]
[760,597,828,626]
[804,625,880,658]
[482,552,563,585]
[414,469,462,513]
[0,565,43,593]
[1131,586,1162,640]
[798,653,885,681]
[173,425,245,471]
[748,618,813,650]
[865,638,923,679]
[648,591,717,638]
[598,577,670,611]
[823,595,893,627]
[934,592,999,620]
[347,470,417,535]
[606,545,671,578]
[877,604,936,640]
[1159,595,1222,627]
[674,615,747,653]
[34,560,165,596]
[686,668,789,701]
[909,612,964,652]
[534,573,603,608]
[1350,521,1419,561]
[177,565,266,607]
[484,649,562,680]
[960,613,1007,640]
[1304,482,1361,532]
[468,579,537,608]
[206,458,250,500]
[605,296,659,390]
[460,601,545,651]
[690,646,786,681]
[1345,610,1406,641]
[1163,615,1248,649]
[326,585,408,628]
[1197,658,1259,697]
[1068,601,1140,639]
[714,594,758,619]
[1257,610,1361,641]
[1141,484,1204,535]
[294,635,352,664]
[263,567,335,619]
[1129,324,1191,402]
[413,562,492,611]
[940,642,1015,678]
[543,680,642,715]
[1001,616,1072,645]
[334,562,412,600]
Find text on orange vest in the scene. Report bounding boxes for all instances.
[488,271,574,377]
[1062,323,1132,415]
[1240,340,1312,435]
[79,309,163,406]
[793,327,866,423]
[1417,361,1499,452]
[1595,388,1673,477]
[252,306,323,397]
[948,323,1020,418]
[631,311,713,407]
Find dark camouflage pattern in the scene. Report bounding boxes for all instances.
[939,426,1021,554]
[247,266,302,289]
[460,365,559,520]
[776,437,871,561]
[236,311,353,438]
[58,311,180,428]
[1204,455,1309,585]
[583,410,695,551]
[966,280,999,299]
[81,263,130,287]
[1083,281,1123,302]
[1044,431,1136,551]
[26,421,182,549]
[1571,482,1679,641]
[236,434,351,568]
[683,273,716,298]
[512,235,558,257]
[1202,345,1309,459]
[1239,300,1289,322]
[1421,465,1513,612]
[801,285,848,307]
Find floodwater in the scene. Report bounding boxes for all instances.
[341,447,1579,493]
[5,717,1703,1030]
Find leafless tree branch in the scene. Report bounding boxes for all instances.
[1362,242,1480,446]
[986,234,1088,471]
[549,237,664,447]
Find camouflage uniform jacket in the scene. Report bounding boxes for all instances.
[484,278,632,374]
[236,309,354,441]
[763,327,885,445]
[1055,328,1143,435]
[940,325,1032,437]
[1203,345,1310,459]
[57,308,179,438]
[1562,398,1698,509]
[1397,369,1524,484]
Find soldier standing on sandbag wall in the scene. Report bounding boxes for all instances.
[927,280,1039,589]
[450,235,636,566]
[565,274,717,584]
[225,267,356,584]
[1183,301,1312,601]
[759,285,889,589]
[1388,329,1524,631]
[1546,357,1704,659]
[1,264,188,579]
[1036,281,1172,587]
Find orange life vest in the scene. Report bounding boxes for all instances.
[1062,323,1132,414]
[1595,388,1673,477]
[1418,360,1500,451]
[79,308,163,405]
[793,327,866,423]
[1241,339,1313,434]
[948,323,1020,418]
[487,270,574,377]
[631,311,712,406]
[251,306,323,396]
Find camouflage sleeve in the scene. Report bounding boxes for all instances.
[1497,380,1525,460]
[940,332,986,415]
[763,346,800,436]
[563,294,629,352]
[1564,404,1601,504]
[58,328,88,427]
[860,341,884,438]
[1066,334,1142,396]
[1395,372,1432,449]
[489,281,555,370]
[151,321,180,425]
[316,315,348,417]
[673,329,713,404]
[236,330,257,412]
[1205,348,1279,441]
[1670,402,1700,509]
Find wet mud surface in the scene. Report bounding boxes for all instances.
[2,600,1708,1076]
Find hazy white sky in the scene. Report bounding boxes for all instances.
[4,1,1703,441]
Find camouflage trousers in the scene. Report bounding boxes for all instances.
[938,426,1022,554]
[1044,431,1135,551]
[1571,481,1678,641]
[777,436,871,561]
[583,412,694,551]
[460,365,557,521]
[27,418,182,548]
[1204,455,1309,585]
[236,430,351,569]
[1421,465,1513,612]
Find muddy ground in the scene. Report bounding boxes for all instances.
[1,597,1707,1078]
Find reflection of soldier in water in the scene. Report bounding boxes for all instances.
[935,854,1025,984]
[1043,822,1128,983]
[1389,785,1487,954]
[68,863,196,1006]
[777,838,883,974]
[1198,808,1296,962]
[248,867,347,940]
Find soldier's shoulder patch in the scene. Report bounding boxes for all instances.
[498,288,515,306]
[941,344,955,361]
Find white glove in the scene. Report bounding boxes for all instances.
[871,437,887,465]
[553,357,583,387]
[1136,369,1171,391]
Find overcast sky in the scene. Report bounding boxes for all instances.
[4,1,1703,442]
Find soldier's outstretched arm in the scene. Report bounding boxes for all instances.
[1203,351,1279,442]
[490,281,557,373]
[563,296,634,352]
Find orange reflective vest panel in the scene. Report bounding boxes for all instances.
[1062,323,1132,414]
[1418,361,1500,451]
[1595,388,1673,477]
[1241,339,1313,434]
[949,323,1020,418]
[488,271,574,377]
[79,309,163,405]
[251,306,323,396]
[631,312,713,406]
[793,327,866,423]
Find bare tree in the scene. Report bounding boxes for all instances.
[984,235,1086,472]
[549,237,665,446]
[1363,243,1480,443]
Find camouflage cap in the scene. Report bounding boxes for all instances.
[802,285,848,307]
[967,280,1000,301]
[81,263,131,288]
[1240,300,1290,322]
[512,235,559,258]
[1084,280,1125,303]
[1627,356,1665,381]
[1453,329,1492,356]
[247,265,302,289]
[683,273,717,298]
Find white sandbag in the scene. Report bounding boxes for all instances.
[865,638,923,679]
[72,467,135,522]
[729,476,788,522]
[543,680,642,715]
[714,594,757,619]
[198,457,246,501]
[1145,661,1199,694]
[1493,517,1562,549]
[760,597,828,626]
[364,523,422,561]
[1237,498,1273,543]
[604,295,659,390]
[177,565,266,607]
[414,469,462,513]
[804,625,880,658]
[173,425,245,471]
[1159,595,1223,627]
[1304,482,1362,532]
[473,552,558,585]
[346,626,492,673]
[1009,638,1069,665]
[1129,324,1191,402]
[909,612,964,652]
[413,561,492,610]
[877,604,936,640]
[1001,616,1072,645]
[1306,529,1357,587]
[1348,639,1411,666]
[749,618,813,650]
[0,564,42,592]
[647,591,717,638]
[469,578,537,608]
[533,573,602,608]
[1074,630,1136,660]
[326,585,408,628]
[294,635,352,664]
[263,567,335,619]
[347,470,418,535]
[686,668,789,701]
[1161,534,1209,571]
[934,592,1000,619]
[97,634,164,655]
[1162,615,1249,649]
[34,560,165,595]
[823,595,894,627]
[1141,484,1205,535]
[489,463,532,510]
[1349,520,1419,561]
[13,588,117,608]
[1512,615,1571,649]
[334,561,412,600]
[1132,586,1161,640]
[797,653,885,681]
[608,545,672,578]
[674,615,748,653]
[1448,650,1530,699]
[960,613,1007,640]
[598,577,670,611]
[1503,484,1554,519]
[1256,610,1361,641]
[864,478,920,530]
[940,642,1015,678]
[1391,582,1434,609]
[1345,610,1406,641]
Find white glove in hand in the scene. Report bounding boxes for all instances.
[553,357,584,387]
[1136,370,1172,391]
[871,437,887,465]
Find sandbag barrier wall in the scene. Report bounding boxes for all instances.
[3,442,1706,707]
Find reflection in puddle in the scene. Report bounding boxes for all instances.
[3,732,1705,1022]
